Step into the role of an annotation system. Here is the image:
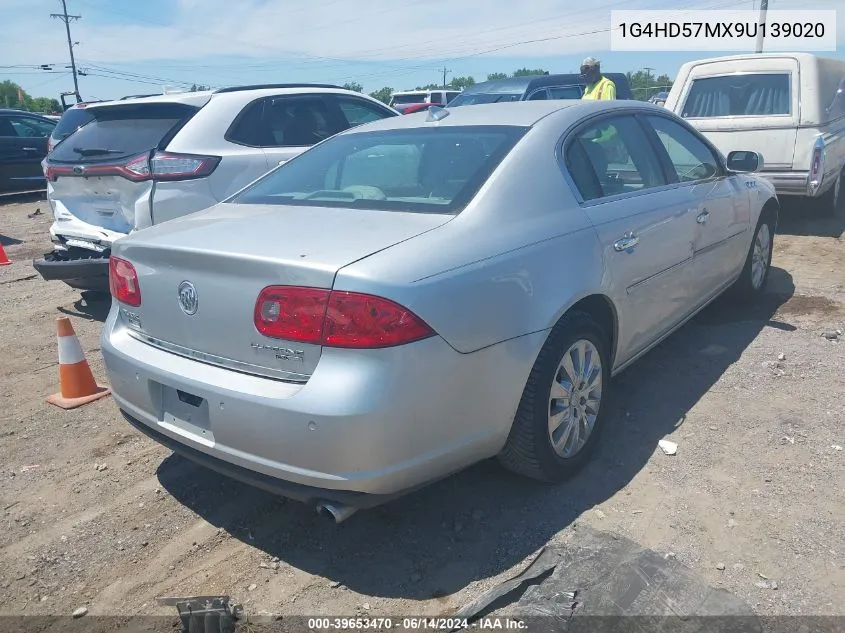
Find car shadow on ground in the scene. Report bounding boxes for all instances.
[157,268,795,601]
[776,198,845,239]
[57,291,111,322]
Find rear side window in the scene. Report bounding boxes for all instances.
[682,73,791,117]
[548,85,583,100]
[232,125,528,214]
[5,116,54,137]
[53,107,95,140]
[48,103,198,163]
[227,96,337,147]
[336,98,393,128]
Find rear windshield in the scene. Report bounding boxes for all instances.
[231,125,528,214]
[448,93,522,107]
[681,73,791,118]
[48,103,198,163]
[52,107,96,140]
[391,94,427,105]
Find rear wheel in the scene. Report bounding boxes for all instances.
[814,169,842,217]
[498,311,611,482]
[732,211,775,297]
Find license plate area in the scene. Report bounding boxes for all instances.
[161,385,212,439]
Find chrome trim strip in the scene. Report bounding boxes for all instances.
[125,329,310,383]
[626,256,693,294]
[693,229,747,257]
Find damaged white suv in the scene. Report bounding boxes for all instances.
[34,84,398,292]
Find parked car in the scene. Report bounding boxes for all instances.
[649,91,669,107]
[447,73,633,107]
[398,103,438,115]
[0,109,56,193]
[34,84,399,292]
[389,90,461,113]
[666,53,845,215]
[101,100,777,521]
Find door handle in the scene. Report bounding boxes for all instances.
[613,233,639,252]
[696,209,710,224]
[22,147,39,152]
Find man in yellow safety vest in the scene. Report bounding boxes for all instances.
[580,57,616,101]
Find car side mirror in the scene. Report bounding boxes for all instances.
[727,151,763,173]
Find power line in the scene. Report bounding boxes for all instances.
[50,0,81,102]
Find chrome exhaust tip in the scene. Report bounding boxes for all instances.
[316,501,357,524]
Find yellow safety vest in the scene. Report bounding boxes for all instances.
[582,76,616,100]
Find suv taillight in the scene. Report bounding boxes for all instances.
[45,151,220,183]
[109,256,141,306]
[254,286,434,349]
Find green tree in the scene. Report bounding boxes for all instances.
[512,68,549,77]
[448,75,475,90]
[625,70,673,101]
[190,84,210,92]
[342,81,363,93]
[0,80,61,112]
[487,72,508,81]
[369,86,393,104]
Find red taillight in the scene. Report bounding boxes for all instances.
[44,151,219,183]
[150,152,220,181]
[254,286,435,349]
[109,256,141,306]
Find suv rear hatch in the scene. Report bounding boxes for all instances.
[44,99,206,247]
[113,204,452,381]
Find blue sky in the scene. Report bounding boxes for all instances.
[1,0,842,102]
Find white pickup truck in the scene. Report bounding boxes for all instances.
[666,53,845,215]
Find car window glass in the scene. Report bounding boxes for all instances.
[565,115,666,201]
[337,99,391,128]
[429,93,443,105]
[528,90,548,100]
[49,104,196,163]
[646,115,720,182]
[232,125,527,214]
[53,107,95,139]
[548,86,583,100]
[265,96,333,147]
[9,117,54,137]
[682,73,790,117]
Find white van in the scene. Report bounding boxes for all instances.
[666,53,845,215]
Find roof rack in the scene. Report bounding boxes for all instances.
[213,83,344,94]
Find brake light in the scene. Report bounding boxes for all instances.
[150,152,220,181]
[44,151,219,182]
[109,256,141,306]
[254,286,434,349]
[47,137,55,153]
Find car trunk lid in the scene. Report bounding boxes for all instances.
[114,203,452,381]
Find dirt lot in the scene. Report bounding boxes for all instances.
[1,194,843,622]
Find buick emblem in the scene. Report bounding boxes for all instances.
[72,165,85,175]
[178,281,198,316]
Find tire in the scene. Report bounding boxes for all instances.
[814,169,842,217]
[498,310,611,482]
[732,210,775,297]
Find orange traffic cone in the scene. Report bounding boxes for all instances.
[46,317,111,409]
[0,243,10,266]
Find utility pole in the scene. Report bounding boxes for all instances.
[51,0,82,103]
[440,67,451,89]
[755,0,768,53]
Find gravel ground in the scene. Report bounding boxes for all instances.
[0,193,843,620]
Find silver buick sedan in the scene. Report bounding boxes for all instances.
[101,100,777,521]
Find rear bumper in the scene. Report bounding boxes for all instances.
[32,249,109,291]
[101,306,543,501]
[758,170,809,197]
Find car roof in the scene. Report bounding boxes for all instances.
[85,86,382,111]
[340,99,659,133]
[0,108,55,117]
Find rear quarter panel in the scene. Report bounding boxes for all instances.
[334,122,605,356]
